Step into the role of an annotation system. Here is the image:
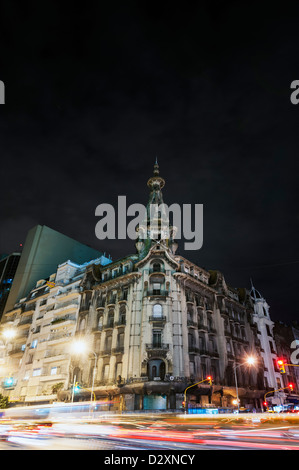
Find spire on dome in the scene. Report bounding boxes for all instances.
[250,278,262,300]
[135,160,177,258]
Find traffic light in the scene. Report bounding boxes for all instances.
[182,401,185,409]
[73,382,80,392]
[277,359,286,374]
[288,383,294,391]
[206,376,213,385]
[263,401,268,407]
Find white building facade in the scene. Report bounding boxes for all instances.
[0,255,111,404]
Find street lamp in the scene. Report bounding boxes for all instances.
[0,328,16,394]
[69,339,98,405]
[233,356,256,413]
[2,329,16,341]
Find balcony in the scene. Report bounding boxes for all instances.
[198,323,208,332]
[103,320,114,330]
[39,373,67,382]
[1,314,16,324]
[18,315,33,328]
[23,304,36,315]
[149,266,166,275]
[98,349,111,357]
[8,346,24,357]
[112,346,124,355]
[208,327,217,335]
[146,343,169,350]
[145,343,169,358]
[207,349,219,358]
[149,316,166,325]
[118,292,128,303]
[48,332,73,344]
[145,290,168,299]
[107,297,117,307]
[56,288,80,302]
[51,315,76,328]
[96,300,106,310]
[199,348,209,356]
[114,318,126,327]
[44,351,68,362]
[53,301,79,315]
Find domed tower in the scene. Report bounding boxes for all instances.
[135,159,178,258]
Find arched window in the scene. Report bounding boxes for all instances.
[98,315,103,329]
[107,310,114,327]
[147,359,165,380]
[119,305,126,325]
[153,304,162,318]
[79,317,86,331]
[187,306,193,322]
[153,262,162,272]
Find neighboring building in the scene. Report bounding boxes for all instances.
[71,162,266,411]
[0,254,111,404]
[250,282,281,390]
[0,252,21,321]
[4,224,111,315]
[273,321,299,407]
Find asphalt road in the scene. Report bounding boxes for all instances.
[1,414,299,450]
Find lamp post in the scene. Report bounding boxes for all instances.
[69,339,98,408]
[90,350,98,404]
[233,356,256,413]
[0,329,16,394]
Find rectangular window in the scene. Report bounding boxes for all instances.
[118,333,124,348]
[103,364,109,380]
[153,282,161,295]
[33,368,41,376]
[153,330,162,348]
[51,367,57,375]
[115,362,122,379]
[23,371,30,381]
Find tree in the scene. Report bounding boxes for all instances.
[0,394,9,409]
[51,382,64,395]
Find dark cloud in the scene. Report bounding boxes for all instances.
[0,2,298,321]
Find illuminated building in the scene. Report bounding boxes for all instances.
[4,224,109,316]
[0,255,111,403]
[250,283,282,389]
[72,162,266,411]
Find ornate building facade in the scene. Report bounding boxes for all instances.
[71,162,266,411]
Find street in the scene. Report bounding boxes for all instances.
[1,413,299,450]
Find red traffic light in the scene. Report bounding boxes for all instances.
[206,376,213,385]
[277,359,286,373]
[288,383,294,391]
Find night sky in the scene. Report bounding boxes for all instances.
[0,2,298,322]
